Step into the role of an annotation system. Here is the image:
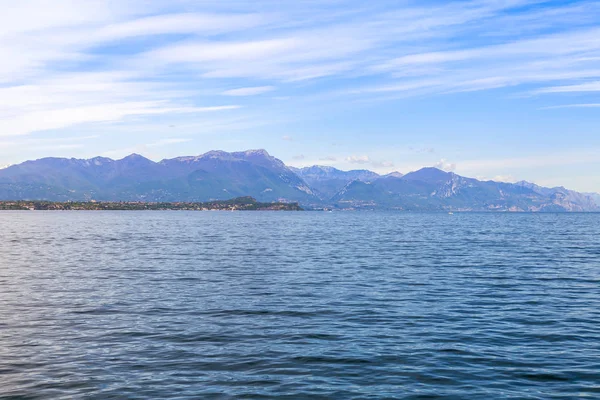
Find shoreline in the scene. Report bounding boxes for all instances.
[0,196,302,211]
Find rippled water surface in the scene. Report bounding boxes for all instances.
[1,211,600,399]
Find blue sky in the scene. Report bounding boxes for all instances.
[1,0,599,192]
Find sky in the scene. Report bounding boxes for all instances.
[0,0,599,192]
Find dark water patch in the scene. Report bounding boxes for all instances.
[519,372,571,382]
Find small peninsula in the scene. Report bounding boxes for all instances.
[0,196,302,211]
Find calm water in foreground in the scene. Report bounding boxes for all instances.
[1,211,599,399]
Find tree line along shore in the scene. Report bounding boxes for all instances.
[0,196,302,211]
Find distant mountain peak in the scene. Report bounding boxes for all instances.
[383,171,404,178]
[242,149,270,157]
[162,149,285,170]
[296,165,379,178]
[120,153,150,161]
[292,165,380,200]
[180,149,274,161]
[403,167,451,183]
[305,165,338,172]
[420,167,447,173]
[202,150,230,158]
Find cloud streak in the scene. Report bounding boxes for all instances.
[222,86,276,96]
[0,0,599,189]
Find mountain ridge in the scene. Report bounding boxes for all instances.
[0,150,598,211]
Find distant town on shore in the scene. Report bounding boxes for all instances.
[0,197,302,211]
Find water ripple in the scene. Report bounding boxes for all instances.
[1,211,599,398]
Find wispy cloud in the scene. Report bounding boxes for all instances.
[4,1,599,121]
[222,86,275,96]
[540,103,600,109]
[534,81,600,94]
[0,0,599,182]
[95,12,269,40]
[0,102,240,137]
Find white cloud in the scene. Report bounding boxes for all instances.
[144,38,299,64]
[541,103,600,109]
[476,174,517,183]
[222,86,275,96]
[96,12,268,41]
[349,22,600,98]
[493,175,517,183]
[434,159,457,172]
[348,79,442,95]
[535,81,600,93]
[0,102,240,137]
[281,135,293,141]
[346,155,370,164]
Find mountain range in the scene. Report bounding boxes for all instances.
[0,149,598,211]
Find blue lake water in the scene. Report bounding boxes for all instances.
[1,211,599,399]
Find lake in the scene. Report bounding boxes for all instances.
[1,211,599,399]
